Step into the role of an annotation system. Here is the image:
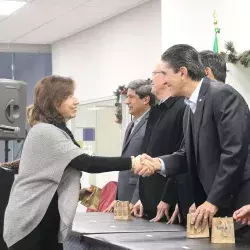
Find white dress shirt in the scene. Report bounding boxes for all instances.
[131,109,150,134]
[184,79,203,113]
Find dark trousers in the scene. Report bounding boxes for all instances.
[0,168,14,250]
[9,192,63,250]
[234,178,250,240]
[177,173,194,225]
[9,226,63,250]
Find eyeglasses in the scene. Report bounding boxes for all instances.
[152,71,166,76]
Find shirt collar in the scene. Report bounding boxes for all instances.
[133,109,150,124]
[184,79,203,106]
[158,98,168,105]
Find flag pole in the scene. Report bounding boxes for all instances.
[213,11,220,53]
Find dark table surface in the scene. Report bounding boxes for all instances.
[83,231,250,250]
[71,212,250,250]
[72,212,185,234]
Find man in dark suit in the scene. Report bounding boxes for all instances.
[137,44,250,231]
[187,50,228,215]
[133,62,187,222]
[104,79,154,213]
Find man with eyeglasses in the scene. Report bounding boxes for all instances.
[132,62,190,224]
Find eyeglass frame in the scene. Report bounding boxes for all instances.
[151,71,166,76]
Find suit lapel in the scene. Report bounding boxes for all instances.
[193,77,210,162]
[122,112,149,153]
[122,121,134,150]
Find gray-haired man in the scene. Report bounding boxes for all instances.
[105,79,155,212]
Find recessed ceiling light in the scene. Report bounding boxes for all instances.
[0,1,27,16]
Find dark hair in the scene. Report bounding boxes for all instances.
[30,75,75,125]
[127,79,155,106]
[161,44,205,81]
[200,50,227,83]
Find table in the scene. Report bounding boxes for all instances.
[67,212,250,250]
[83,232,250,250]
[72,212,185,234]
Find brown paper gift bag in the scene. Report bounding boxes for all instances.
[187,214,210,238]
[211,217,235,244]
[114,201,131,220]
[80,185,101,211]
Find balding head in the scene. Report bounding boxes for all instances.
[151,61,170,100]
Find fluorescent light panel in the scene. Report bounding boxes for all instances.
[0,1,27,16]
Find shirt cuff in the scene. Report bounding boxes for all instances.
[158,158,166,177]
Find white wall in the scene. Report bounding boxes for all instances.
[52,0,161,102]
[161,0,250,105]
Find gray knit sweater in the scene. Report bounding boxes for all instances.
[4,123,83,247]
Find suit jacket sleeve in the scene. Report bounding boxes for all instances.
[206,87,249,207]
[160,139,188,176]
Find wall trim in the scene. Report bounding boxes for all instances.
[0,43,51,53]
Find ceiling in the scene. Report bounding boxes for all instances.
[0,0,150,44]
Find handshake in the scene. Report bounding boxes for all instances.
[131,154,162,177]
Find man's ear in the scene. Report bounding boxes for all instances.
[205,67,215,80]
[143,96,150,105]
[179,66,188,78]
[204,67,209,76]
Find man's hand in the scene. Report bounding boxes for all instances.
[191,201,218,231]
[167,203,182,224]
[188,203,196,214]
[233,205,250,225]
[133,200,144,218]
[104,201,134,213]
[132,154,155,177]
[134,154,162,177]
[150,201,170,222]
[129,203,134,214]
